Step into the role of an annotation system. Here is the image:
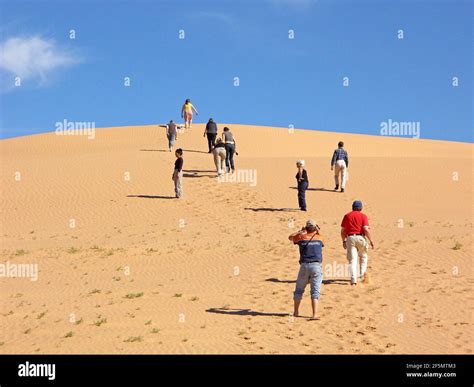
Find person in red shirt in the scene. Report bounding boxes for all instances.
[340,200,375,285]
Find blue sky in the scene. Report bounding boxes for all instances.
[0,0,472,142]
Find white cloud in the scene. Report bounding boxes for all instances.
[0,36,81,87]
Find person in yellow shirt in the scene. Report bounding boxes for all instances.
[181,99,199,129]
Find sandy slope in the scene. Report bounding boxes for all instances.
[0,124,472,354]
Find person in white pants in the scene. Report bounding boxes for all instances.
[212,138,227,176]
[331,141,349,192]
[334,160,347,189]
[346,235,368,284]
[340,200,375,285]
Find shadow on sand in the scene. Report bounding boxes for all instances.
[184,169,216,173]
[206,308,289,318]
[244,207,299,212]
[183,149,210,154]
[322,279,351,285]
[289,186,339,192]
[266,277,350,286]
[140,149,169,152]
[183,172,215,179]
[139,149,209,154]
[266,277,296,284]
[127,195,175,199]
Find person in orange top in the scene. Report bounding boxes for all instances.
[181,99,199,129]
[288,220,324,320]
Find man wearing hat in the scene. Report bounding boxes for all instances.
[340,200,375,285]
[288,219,324,320]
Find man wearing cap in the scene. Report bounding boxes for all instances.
[340,200,375,285]
[288,219,324,320]
[203,118,218,153]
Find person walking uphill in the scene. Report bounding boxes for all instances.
[212,138,226,176]
[331,141,349,192]
[160,120,181,152]
[172,148,184,198]
[222,127,237,173]
[181,99,198,129]
[296,160,308,211]
[289,220,324,320]
[340,200,375,285]
[203,118,218,153]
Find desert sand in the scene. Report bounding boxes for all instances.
[0,124,472,354]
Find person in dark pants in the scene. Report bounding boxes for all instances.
[203,118,218,153]
[296,160,308,211]
[222,127,236,173]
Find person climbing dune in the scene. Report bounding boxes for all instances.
[181,99,199,129]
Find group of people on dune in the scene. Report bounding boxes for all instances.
[291,142,375,320]
[160,99,375,321]
[160,99,237,198]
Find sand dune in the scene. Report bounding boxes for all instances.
[0,124,472,354]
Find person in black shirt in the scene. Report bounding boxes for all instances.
[296,160,308,211]
[172,148,184,198]
[203,118,218,153]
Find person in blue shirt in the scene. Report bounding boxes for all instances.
[289,220,324,320]
[331,141,349,192]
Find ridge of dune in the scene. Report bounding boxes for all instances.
[2,124,472,158]
[0,124,472,354]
